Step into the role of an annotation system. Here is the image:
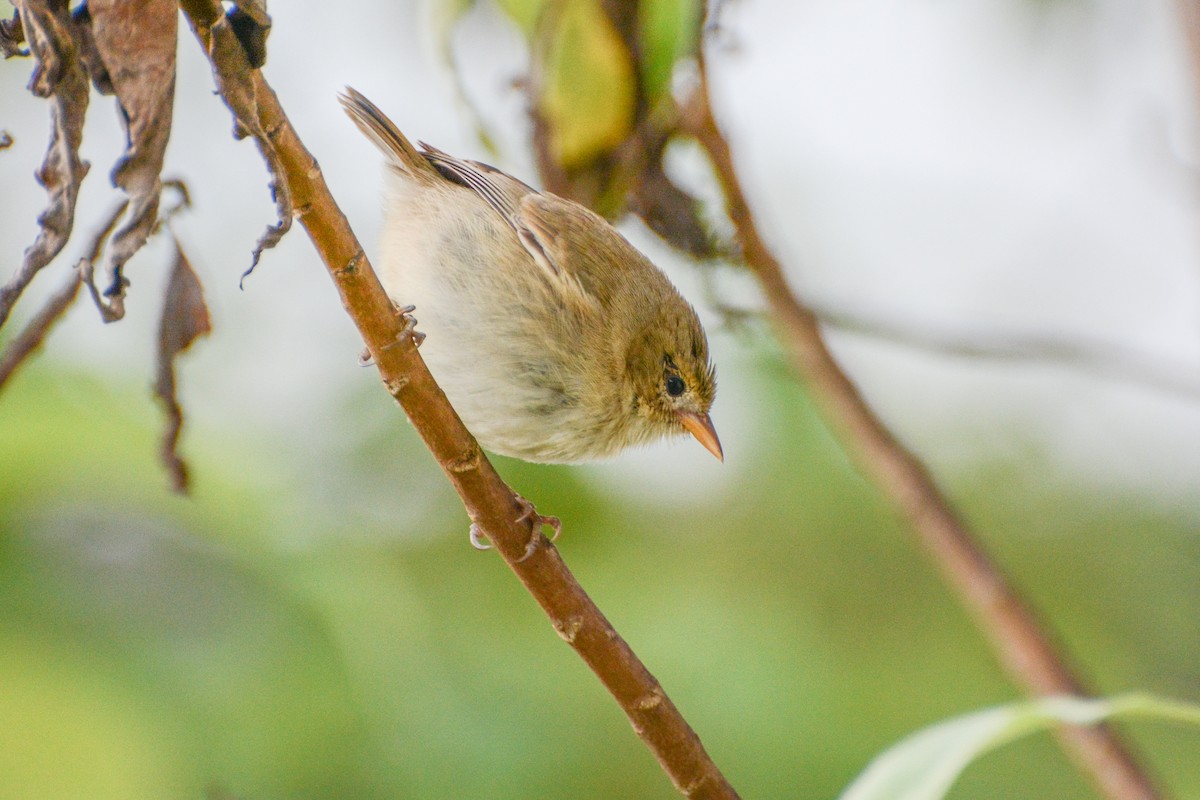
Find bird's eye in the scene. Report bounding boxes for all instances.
[665,375,686,397]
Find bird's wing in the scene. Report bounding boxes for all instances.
[421,148,604,312]
[515,192,648,311]
[419,146,532,220]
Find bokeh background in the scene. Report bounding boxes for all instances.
[2,0,1199,797]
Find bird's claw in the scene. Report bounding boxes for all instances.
[515,495,561,543]
[396,303,426,347]
[468,523,491,551]
[465,496,562,560]
[359,304,425,366]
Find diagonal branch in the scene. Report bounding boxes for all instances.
[176,2,739,797]
[0,198,128,393]
[0,266,81,392]
[680,50,1160,800]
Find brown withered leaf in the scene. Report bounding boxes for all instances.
[70,2,113,94]
[154,235,212,494]
[82,0,178,316]
[224,2,269,69]
[200,9,290,285]
[0,0,91,330]
[79,199,129,322]
[0,8,26,57]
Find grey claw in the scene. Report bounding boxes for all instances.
[514,495,562,543]
[358,347,375,367]
[399,307,425,348]
[468,523,491,551]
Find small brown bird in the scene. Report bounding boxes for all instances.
[340,88,720,464]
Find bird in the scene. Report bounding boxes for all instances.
[339,87,721,465]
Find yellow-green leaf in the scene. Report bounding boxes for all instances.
[493,0,549,36]
[539,0,636,168]
[841,693,1200,800]
[638,0,701,103]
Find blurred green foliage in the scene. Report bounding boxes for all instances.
[537,0,636,168]
[1,350,1198,799]
[637,0,701,104]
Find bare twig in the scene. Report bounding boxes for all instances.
[0,198,127,392]
[809,300,1200,401]
[681,51,1160,800]
[0,266,81,392]
[176,2,739,797]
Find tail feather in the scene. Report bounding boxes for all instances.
[338,87,436,177]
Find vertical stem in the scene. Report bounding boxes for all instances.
[683,56,1160,800]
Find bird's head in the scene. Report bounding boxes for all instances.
[624,306,721,460]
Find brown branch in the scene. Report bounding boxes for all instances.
[176,2,738,797]
[808,299,1200,401]
[681,53,1161,800]
[0,198,128,393]
[0,266,81,392]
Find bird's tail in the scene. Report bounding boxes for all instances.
[339,87,436,178]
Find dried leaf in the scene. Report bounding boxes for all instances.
[199,9,291,284]
[69,2,112,93]
[154,236,212,493]
[152,177,193,233]
[230,0,270,28]
[82,0,178,316]
[0,8,26,57]
[225,3,269,69]
[78,199,128,322]
[0,0,91,330]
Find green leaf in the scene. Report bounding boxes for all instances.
[840,693,1200,800]
[638,0,701,104]
[493,0,549,36]
[539,0,636,168]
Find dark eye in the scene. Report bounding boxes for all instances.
[665,375,686,397]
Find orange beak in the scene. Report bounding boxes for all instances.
[678,411,723,462]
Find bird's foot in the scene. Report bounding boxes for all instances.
[466,495,562,561]
[514,494,561,562]
[514,495,562,542]
[357,304,424,367]
[468,523,491,551]
[395,303,426,347]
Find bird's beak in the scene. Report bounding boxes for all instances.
[678,411,723,462]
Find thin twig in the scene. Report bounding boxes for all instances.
[0,198,128,392]
[176,2,739,797]
[681,50,1160,800]
[809,300,1200,401]
[0,266,81,392]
